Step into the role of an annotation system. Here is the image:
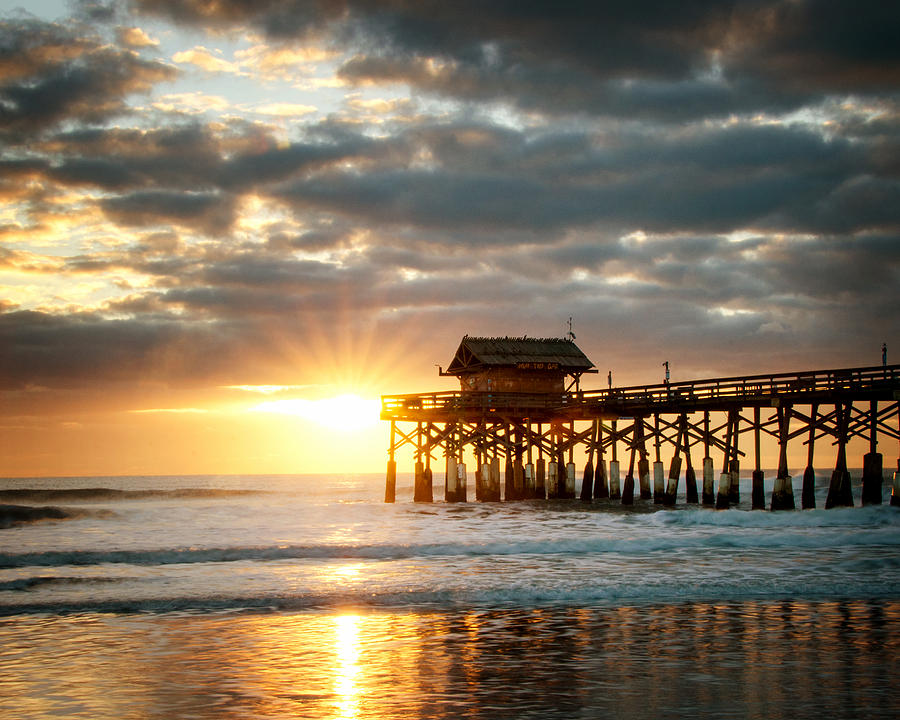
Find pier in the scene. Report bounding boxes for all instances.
[382,337,900,509]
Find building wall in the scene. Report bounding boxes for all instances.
[458,368,565,393]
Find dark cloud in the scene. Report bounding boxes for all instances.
[131,2,900,119]
[0,18,175,139]
[43,125,224,191]
[0,309,198,389]
[100,190,236,234]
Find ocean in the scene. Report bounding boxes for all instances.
[1,472,899,719]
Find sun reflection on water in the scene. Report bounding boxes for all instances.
[334,614,361,719]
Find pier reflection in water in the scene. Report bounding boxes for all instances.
[3,599,899,719]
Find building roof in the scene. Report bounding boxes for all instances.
[445,336,595,374]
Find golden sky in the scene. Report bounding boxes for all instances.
[0,1,898,476]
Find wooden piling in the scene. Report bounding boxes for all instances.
[385,421,397,503]
[826,402,854,508]
[457,461,468,502]
[564,461,576,499]
[594,421,609,498]
[801,403,817,509]
[702,412,715,505]
[682,415,698,504]
[446,455,458,503]
[609,460,621,500]
[716,411,734,509]
[581,457,594,502]
[771,404,795,510]
[609,421,620,500]
[862,452,883,505]
[490,455,502,501]
[653,414,664,503]
[385,459,397,503]
[415,422,433,502]
[752,407,765,509]
[535,457,546,499]
[703,457,716,506]
[861,401,883,505]
[635,418,651,499]
[665,453,681,507]
[414,457,431,502]
[505,455,515,501]
[729,412,741,505]
[622,430,636,505]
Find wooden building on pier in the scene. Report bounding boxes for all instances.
[441,336,596,393]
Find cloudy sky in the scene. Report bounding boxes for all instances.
[1,0,898,476]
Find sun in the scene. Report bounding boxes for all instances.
[251,393,381,431]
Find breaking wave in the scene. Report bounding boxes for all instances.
[3,579,900,618]
[3,523,900,570]
[0,504,114,528]
[0,488,261,503]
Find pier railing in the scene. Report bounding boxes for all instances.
[381,364,900,420]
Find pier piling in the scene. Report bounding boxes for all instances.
[801,404,818,509]
[826,402,854,509]
[385,459,396,503]
[752,407,765,509]
[861,400,882,505]
[702,457,716,506]
[771,405,795,511]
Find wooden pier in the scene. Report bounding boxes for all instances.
[382,337,900,509]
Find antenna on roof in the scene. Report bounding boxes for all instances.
[567,316,576,341]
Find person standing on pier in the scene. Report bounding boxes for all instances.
[883,343,888,367]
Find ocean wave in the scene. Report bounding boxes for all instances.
[648,504,900,529]
[2,578,899,617]
[3,524,900,569]
[0,504,115,529]
[0,575,131,592]
[0,488,262,504]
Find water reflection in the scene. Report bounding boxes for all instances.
[2,600,899,719]
[334,615,361,719]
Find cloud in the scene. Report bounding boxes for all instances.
[0,18,176,139]
[252,102,317,117]
[118,26,159,48]
[130,2,900,121]
[100,190,237,234]
[173,46,241,74]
